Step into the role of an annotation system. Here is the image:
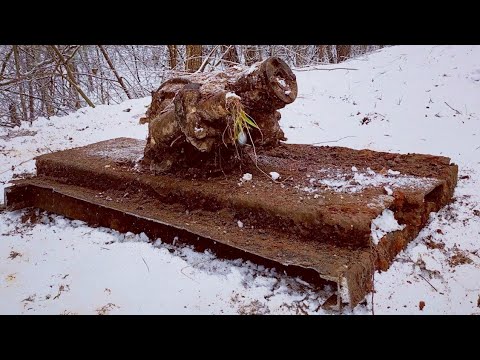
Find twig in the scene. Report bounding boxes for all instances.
[196,45,220,73]
[213,46,239,68]
[310,135,356,145]
[50,45,95,108]
[0,157,35,175]
[180,258,212,283]
[141,256,150,273]
[180,265,199,283]
[295,67,358,72]
[444,102,462,115]
[418,274,438,292]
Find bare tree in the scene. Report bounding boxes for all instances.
[167,45,177,70]
[186,45,202,72]
[98,45,132,99]
[316,45,327,63]
[0,45,384,127]
[336,45,351,63]
[220,45,239,66]
[50,45,95,108]
[12,46,27,121]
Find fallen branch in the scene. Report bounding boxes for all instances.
[196,45,220,73]
[0,157,35,175]
[444,102,462,115]
[180,265,199,283]
[418,274,438,292]
[310,135,357,145]
[141,256,150,273]
[295,67,358,72]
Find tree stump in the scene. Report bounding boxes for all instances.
[140,57,298,174]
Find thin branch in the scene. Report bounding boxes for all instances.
[0,47,13,79]
[141,256,150,272]
[64,45,82,64]
[50,45,95,108]
[444,101,462,115]
[196,45,220,73]
[418,274,438,292]
[295,67,359,72]
[213,45,237,68]
[98,45,132,99]
[310,136,357,145]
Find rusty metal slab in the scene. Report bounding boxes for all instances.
[3,138,458,308]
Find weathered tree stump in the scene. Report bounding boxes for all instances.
[140,57,298,174]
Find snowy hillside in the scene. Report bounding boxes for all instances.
[1,45,479,314]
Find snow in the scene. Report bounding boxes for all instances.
[242,173,253,182]
[246,63,259,75]
[303,167,438,194]
[2,45,480,314]
[339,277,350,304]
[470,69,480,82]
[387,169,400,175]
[370,209,406,245]
[277,77,287,87]
[269,172,280,181]
[225,92,241,100]
[237,131,247,145]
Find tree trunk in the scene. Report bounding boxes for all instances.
[186,45,202,72]
[336,45,351,63]
[167,45,177,70]
[0,47,13,80]
[9,103,20,127]
[359,45,368,54]
[220,45,239,66]
[316,45,326,63]
[294,45,308,67]
[13,45,28,122]
[326,46,335,63]
[98,45,132,99]
[25,47,36,123]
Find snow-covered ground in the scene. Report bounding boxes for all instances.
[1,45,479,314]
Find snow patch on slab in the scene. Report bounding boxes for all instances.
[301,167,439,194]
[339,277,350,304]
[225,92,241,100]
[269,172,280,181]
[242,173,252,181]
[370,209,406,245]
